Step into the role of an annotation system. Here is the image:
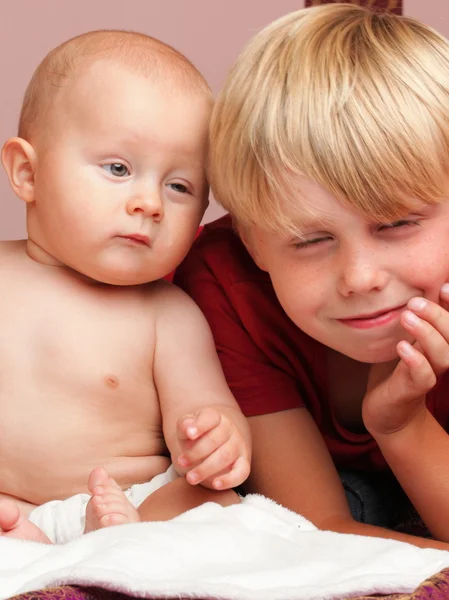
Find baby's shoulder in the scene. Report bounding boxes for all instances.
[144,280,212,353]
[142,278,194,309]
[0,240,27,263]
[142,279,206,332]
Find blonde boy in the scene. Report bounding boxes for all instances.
[175,4,449,550]
[0,30,250,544]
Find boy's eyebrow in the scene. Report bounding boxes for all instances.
[286,214,336,238]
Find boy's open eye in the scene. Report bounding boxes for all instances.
[102,163,130,178]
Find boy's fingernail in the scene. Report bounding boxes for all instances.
[408,297,427,312]
[214,479,223,489]
[178,456,189,467]
[398,341,413,357]
[404,310,419,326]
[187,471,199,484]
[441,284,449,296]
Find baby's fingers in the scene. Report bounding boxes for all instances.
[210,456,251,491]
[185,437,241,486]
[177,407,222,441]
[178,424,230,470]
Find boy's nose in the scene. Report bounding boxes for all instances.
[126,193,164,221]
[337,252,389,297]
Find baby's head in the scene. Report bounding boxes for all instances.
[210,4,449,364]
[3,30,213,285]
[210,3,449,235]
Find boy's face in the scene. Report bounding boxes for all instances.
[27,60,211,285]
[247,177,449,364]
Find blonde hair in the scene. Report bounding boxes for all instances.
[19,30,212,140]
[210,3,449,233]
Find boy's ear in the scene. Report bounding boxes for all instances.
[1,137,37,204]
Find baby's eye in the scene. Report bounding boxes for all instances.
[102,163,130,178]
[169,182,189,194]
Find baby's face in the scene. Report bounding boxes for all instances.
[27,60,211,285]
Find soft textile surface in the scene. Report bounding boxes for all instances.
[9,567,449,600]
[2,495,449,600]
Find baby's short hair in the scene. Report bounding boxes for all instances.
[19,30,212,141]
[210,3,449,233]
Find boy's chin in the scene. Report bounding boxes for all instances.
[344,346,401,365]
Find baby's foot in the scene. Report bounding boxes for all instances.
[84,467,140,533]
[0,498,51,543]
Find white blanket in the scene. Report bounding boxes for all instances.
[2,494,449,600]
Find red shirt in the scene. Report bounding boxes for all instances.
[174,215,449,472]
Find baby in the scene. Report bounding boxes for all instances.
[0,30,251,544]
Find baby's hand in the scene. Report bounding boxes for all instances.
[363,286,449,436]
[176,406,250,490]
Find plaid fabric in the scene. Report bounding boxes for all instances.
[304,0,402,15]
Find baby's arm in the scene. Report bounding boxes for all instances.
[153,284,251,490]
[363,287,449,542]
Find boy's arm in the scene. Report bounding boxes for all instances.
[361,291,449,543]
[153,284,251,488]
[173,241,449,549]
[248,407,449,551]
[372,410,449,544]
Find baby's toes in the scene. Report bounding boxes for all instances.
[95,500,139,528]
[91,484,124,502]
[88,468,122,494]
[92,488,123,504]
[103,477,122,491]
[94,498,126,516]
[99,512,129,527]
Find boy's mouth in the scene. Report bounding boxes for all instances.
[337,304,406,329]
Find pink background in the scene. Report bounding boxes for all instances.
[0,0,448,240]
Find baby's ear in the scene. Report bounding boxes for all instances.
[1,137,37,203]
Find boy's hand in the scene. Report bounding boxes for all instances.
[175,406,250,490]
[362,286,449,437]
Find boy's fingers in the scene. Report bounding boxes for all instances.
[396,341,436,397]
[440,284,449,311]
[401,305,449,376]
[364,344,431,435]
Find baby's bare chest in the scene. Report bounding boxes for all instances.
[0,270,157,404]
[0,254,169,502]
